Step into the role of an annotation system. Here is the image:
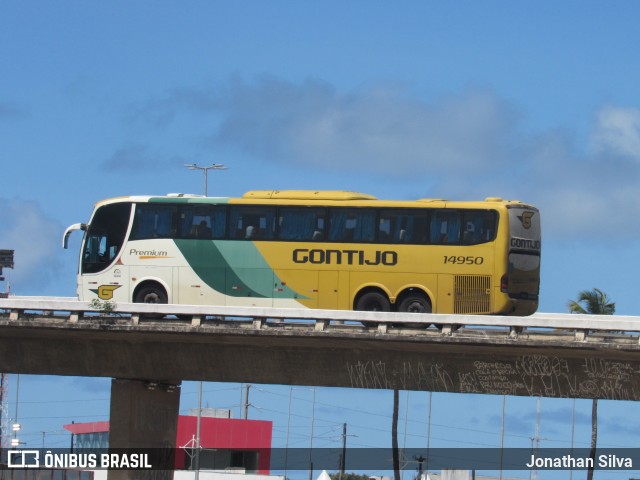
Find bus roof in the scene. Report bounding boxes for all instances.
[243,190,377,201]
[94,191,536,210]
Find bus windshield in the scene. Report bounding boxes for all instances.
[82,203,131,274]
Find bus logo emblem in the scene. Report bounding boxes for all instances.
[518,211,535,229]
[91,285,122,300]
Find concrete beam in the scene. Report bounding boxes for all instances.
[108,378,181,480]
[5,299,639,477]
[1,316,640,399]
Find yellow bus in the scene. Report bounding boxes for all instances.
[63,190,540,316]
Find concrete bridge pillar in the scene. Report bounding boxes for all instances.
[107,378,181,480]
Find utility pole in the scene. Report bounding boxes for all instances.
[194,381,202,480]
[308,388,316,480]
[339,422,347,480]
[425,392,432,477]
[499,395,505,480]
[243,384,251,419]
[530,397,544,480]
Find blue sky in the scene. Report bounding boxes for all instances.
[3,1,640,478]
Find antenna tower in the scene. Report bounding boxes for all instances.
[0,250,14,454]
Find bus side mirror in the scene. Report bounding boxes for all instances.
[62,223,87,249]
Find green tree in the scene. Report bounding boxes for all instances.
[568,288,616,480]
[567,288,615,315]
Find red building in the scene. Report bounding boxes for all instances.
[64,415,272,473]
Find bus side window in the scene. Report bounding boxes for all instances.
[278,208,325,241]
[462,210,497,245]
[379,210,429,244]
[430,211,461,244]
[209,208,227,239]
[329,209,376,243]
[131,205,176,240]
[180,206,226,239]
[192,219,212,238]
[229,206,275,240]
[378,217,392,243]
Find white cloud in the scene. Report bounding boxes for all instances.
[210,78,520,177]
[592,106,640,160]
[0,198,63,292]
[131,77,640,240]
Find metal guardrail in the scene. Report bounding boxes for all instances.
[1,296,640,339]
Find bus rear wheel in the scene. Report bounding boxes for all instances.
[398,294,431,313]
[398,292,432,328]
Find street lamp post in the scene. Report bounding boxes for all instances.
[184,163,227,197]
[183,163,227,480]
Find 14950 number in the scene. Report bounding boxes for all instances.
[443,256,484,265]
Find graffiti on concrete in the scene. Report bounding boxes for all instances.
[346,355,640,399]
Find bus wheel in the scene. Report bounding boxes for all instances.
[398,292,432,328]
[134,284,168,319]
[134,284,168,304]
[399,294,431,313]
[356,291,390,327]
[356,291,391,312]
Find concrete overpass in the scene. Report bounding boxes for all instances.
[2,296,640,478]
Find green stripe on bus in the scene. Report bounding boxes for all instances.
[174,239,303,299]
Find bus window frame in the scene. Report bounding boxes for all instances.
[126,203,500,247]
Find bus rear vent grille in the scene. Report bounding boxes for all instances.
[454,275,491,314]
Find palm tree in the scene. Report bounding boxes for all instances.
[568,288,615,480]
[568,288,615,315]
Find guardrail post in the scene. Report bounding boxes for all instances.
[252,318,264,329]
[314,319,327,331]
[509,326,523,338]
